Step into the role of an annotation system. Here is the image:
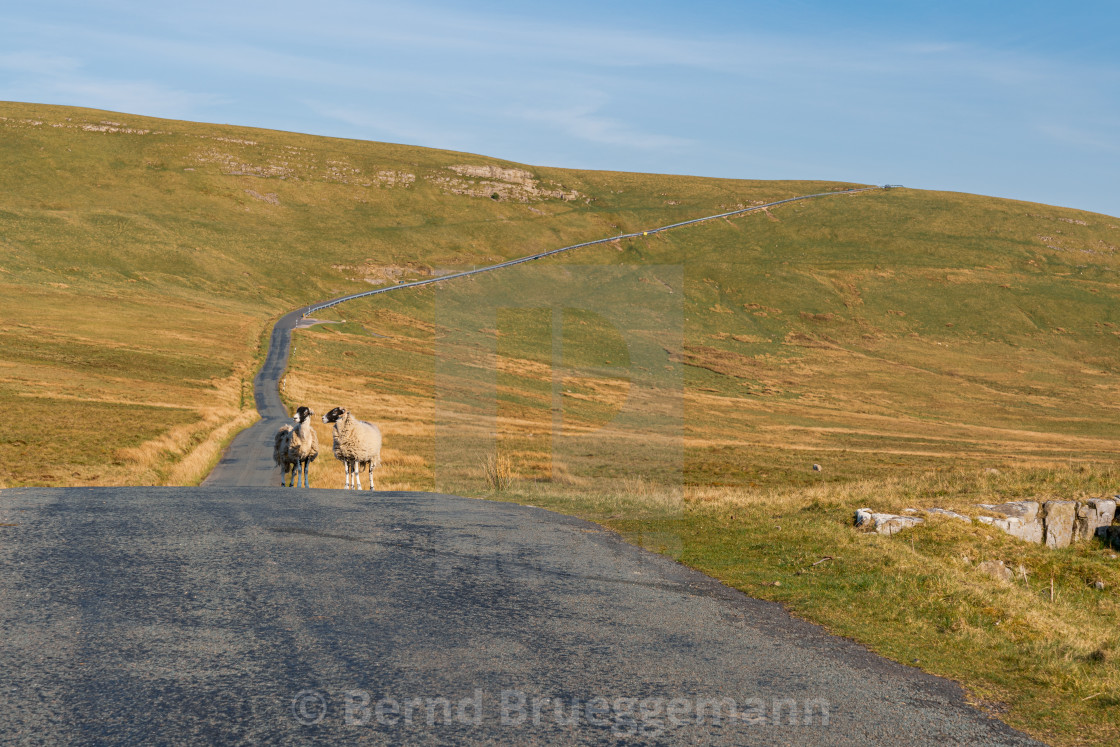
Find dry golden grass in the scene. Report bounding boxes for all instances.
[0,277,267,487]
[482,452,515,491]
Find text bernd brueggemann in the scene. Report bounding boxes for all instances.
[291,688,830,735]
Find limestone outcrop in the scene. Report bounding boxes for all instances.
[1042,501,1077,549]
[855,495,1119,548]
[854,508,923,535]
[976,501,1044,544]
[1075,498,1117,542]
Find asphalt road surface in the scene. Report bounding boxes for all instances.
[0,486,1041,745]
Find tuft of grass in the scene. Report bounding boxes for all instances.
[482,452,515,491]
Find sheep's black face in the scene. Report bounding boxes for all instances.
[322,407,346,424]
[295,405,313,423]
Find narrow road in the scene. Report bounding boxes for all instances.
[0,487,1039,745]
[203,305,308,487]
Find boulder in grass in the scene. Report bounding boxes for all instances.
[1073,498,1117,543]
[975,501,1043,544]
[855,508,923,535]
[977,559,1013,583]
[925,508,971,522]
[1042,500,1077,549]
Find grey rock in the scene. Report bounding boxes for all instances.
[977,501,1039,523]
[1074,498,1117,542]
[854,508,923,535]
[977,559,1013,583]
[1042,500,1077,549]
[975,501,1044,544]
[925,508,970,522]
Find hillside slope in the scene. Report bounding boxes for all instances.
[3,102,1118,489]
[0,101,849,486]
[284,178,1120,495]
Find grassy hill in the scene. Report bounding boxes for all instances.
[0,101,861,486]
[3,101,1120,743]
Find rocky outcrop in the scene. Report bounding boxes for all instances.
[854,508,923,535]
[926,508,970,522]
[433,165,583,202]
[1074,498,1117,542]
[976,501,1044,544]
[855,495,1120,548]
[1043,501,1077,549]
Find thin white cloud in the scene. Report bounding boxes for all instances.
[49,79,227,119]
[1036,123,1120,154]
[309,103,476,151]
[511,102,694,151]
[0,51,82,75]
[0,48,226,121]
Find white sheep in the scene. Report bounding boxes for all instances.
[321,406,382,490]
[273,405,319,487]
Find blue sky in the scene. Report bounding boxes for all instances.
[2,0,1118,217]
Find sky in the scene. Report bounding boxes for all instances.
[2,0,1118,217]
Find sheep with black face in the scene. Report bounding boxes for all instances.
[321,406,382,490]
[274,405,319,487]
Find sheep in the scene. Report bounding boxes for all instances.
[273,424,294,482]
[321,406,382,490]
[273,405,319,487]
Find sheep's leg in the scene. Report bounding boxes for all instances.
[344,460,353,489]
[301,459,310,489]
[367,462,375,491]
[354,461,363,491]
